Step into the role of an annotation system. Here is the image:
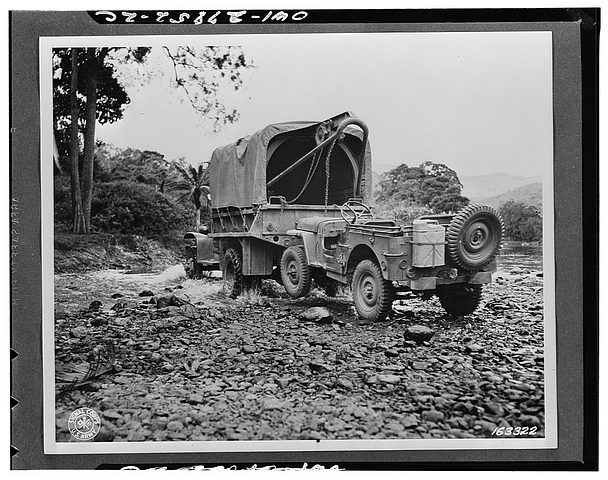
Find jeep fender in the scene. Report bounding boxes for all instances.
[286,230,320,266]
[346,244,386,279]
[183,232,216,263]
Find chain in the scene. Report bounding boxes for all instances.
[278,196,286,230]
[324,137,338,210]
[286,148,322,204]
[283,132,338,209]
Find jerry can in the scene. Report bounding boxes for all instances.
[412,220,446,267]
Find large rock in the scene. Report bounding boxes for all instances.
[90,316,108,327]
[421,410,445,423]
[385,421,405,433]
[377,374,401,384]
[300,307,333,323]
[156,295,185,308]
[186,394,204,405]
[520,415,542,428]
[102,410,123,420]
[404,325,434,344]
[464,343,484,354]
[166,420,184,432]
[309,360,332,372]
[482,402,505,417]
[474,420,497,435]
[69,326,88,338]
[335,378,353,390]
[88,300,102,311]
[401,415,419,428]
[412,361,429,370]
[111,300,129,311]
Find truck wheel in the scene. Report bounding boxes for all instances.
[352,260,394,322]
[281,246,312,298]
[446,204,504,270]
[222,248,244,298]
[438,284,482,316]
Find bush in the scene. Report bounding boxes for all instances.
[499,200,542,242]
[90,181,194,235]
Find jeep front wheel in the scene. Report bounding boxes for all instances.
[352,260,394,322]
[281,246,312,298]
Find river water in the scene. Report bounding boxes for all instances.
[496,242,544,271]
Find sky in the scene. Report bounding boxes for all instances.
[97,32,553,178]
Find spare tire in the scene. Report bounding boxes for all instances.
[446,204,504,270]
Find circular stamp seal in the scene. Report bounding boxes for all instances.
[68,407,101,441]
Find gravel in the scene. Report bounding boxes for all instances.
[54,266,545,442]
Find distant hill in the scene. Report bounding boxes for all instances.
[473,182,543,209]
[373,170,542,209]
[460,173,542,200]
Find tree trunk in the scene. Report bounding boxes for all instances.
[195,207,201,231]
[69,48,86,234]
[81,48,98,233]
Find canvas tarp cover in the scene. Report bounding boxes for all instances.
[208,114,371,208]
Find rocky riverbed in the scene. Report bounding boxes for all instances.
[54,265,545,442]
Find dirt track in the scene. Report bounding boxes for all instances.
[54,264,545,442]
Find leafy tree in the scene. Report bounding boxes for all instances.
[94,143,174,192]
[499,200,542,242]
[166,162,211,231]
[161,46,251,131]
[54,47,147,233]
[53,46,253,233]
[375,161,469,221]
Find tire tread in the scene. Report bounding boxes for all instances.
[446,203,504,270]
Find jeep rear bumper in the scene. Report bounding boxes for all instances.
[397,271,492,291]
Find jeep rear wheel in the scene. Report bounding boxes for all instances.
[438,284,483,316]
[446,204,504,270]
[222,248,244,298]
[352,260,394,322]
[281,246,312,298]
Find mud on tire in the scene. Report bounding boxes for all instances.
[446,204,504,270]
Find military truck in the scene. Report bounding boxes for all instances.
[184,112,504,321]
